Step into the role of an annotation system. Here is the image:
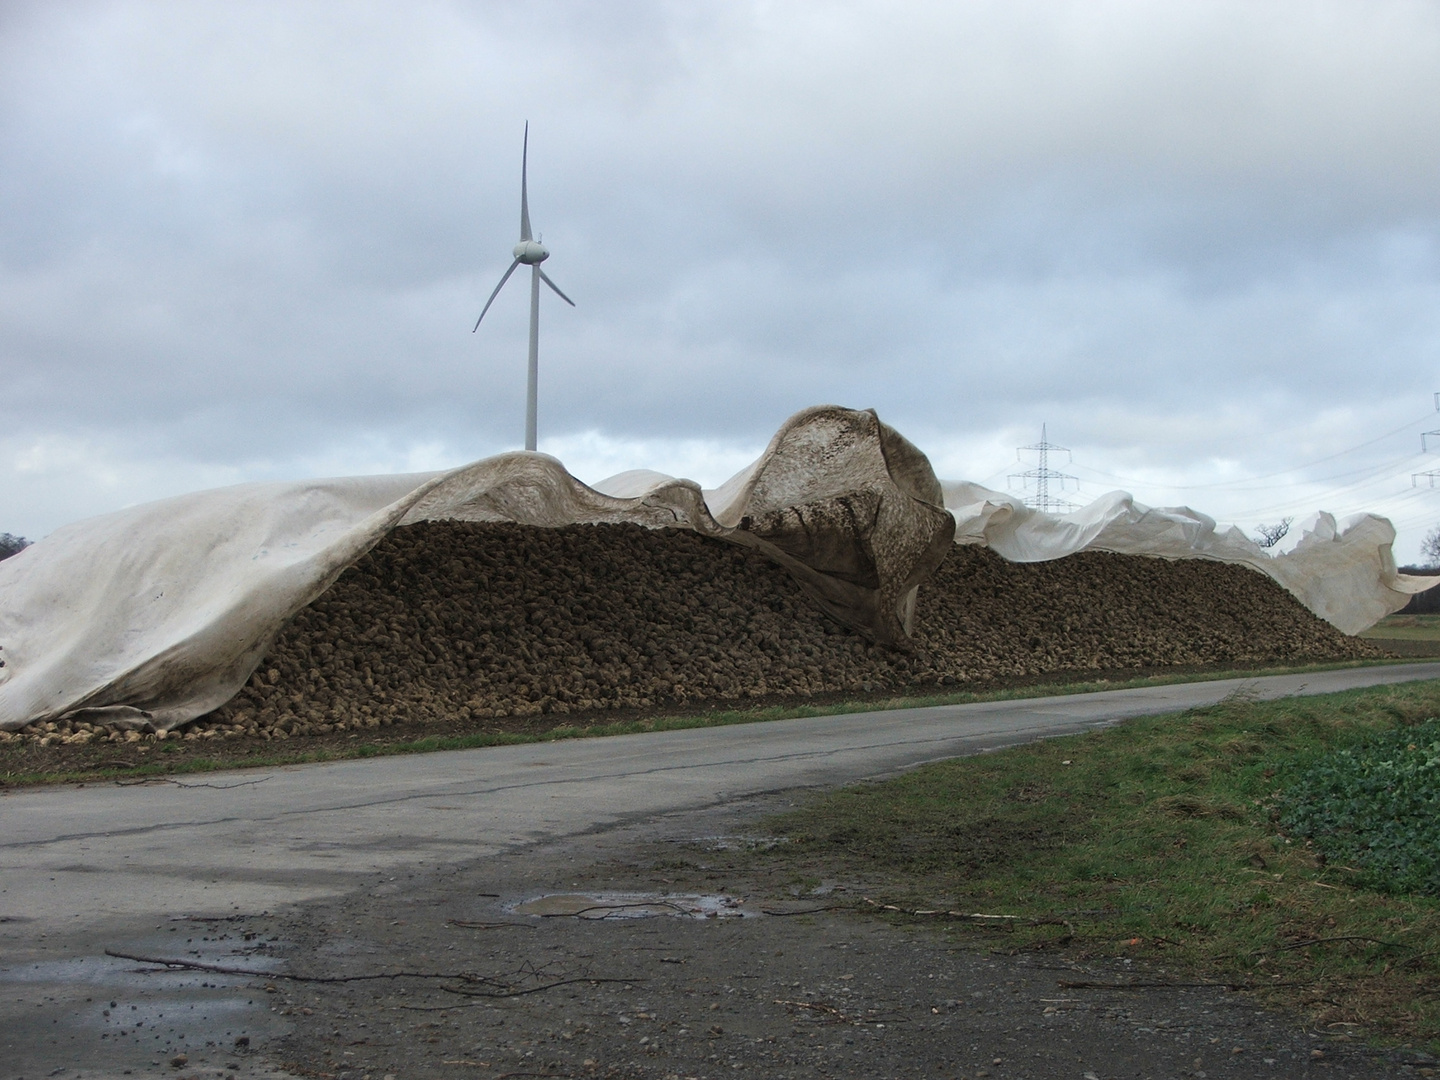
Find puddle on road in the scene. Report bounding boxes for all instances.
[672,834,792,852]
[510,892,755,919]
[0,922,292,1078]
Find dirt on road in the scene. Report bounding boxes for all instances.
[224,797,1429,1080]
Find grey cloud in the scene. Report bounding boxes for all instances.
[3,0,1440,555]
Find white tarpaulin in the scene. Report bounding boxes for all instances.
[0,405,1433,732]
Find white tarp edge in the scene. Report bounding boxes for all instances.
[0,471,446,732]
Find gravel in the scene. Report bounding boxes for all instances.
[256,793,1416,1080]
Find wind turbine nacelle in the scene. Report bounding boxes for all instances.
[513,240,549,264]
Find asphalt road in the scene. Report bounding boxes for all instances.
[7,662,1440,940]
[6,662,1440,1079]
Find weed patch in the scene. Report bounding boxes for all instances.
[1277,718,1440,896]
[759,678,1440,1045]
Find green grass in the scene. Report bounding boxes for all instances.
[0,657,1417,788]
[759,678,1440,1045]
[1362,614,1440,641]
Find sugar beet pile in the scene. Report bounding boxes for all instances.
[163,520,1372,740]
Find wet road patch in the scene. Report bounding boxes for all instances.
[509,891,752,919]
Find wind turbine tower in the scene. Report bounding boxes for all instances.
[473,122,575,451]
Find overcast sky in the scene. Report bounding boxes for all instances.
[4,1,1440,559]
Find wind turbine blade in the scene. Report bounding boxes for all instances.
[538,268,575,307]
[473,259,522,331]
[519,121,532,242]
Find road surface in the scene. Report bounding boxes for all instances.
[5,662,1439,1078]
[6,662,1439,938]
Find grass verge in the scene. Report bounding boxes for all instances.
[0,657,1424,788]
[756,677,1440,1047]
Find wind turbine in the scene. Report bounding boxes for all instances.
[473,122,575,452]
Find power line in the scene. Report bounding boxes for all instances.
[1071,448,1428,498]
[1009,424,1080,514]
[1062,409,1435,493]
[959,399,1440,546]
[1207,456,1433,520]
[1415,394,1440,488]
[1060,399,1440,528]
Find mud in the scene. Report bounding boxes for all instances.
[252,795,1424,1080]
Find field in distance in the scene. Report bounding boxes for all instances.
[1361,614,1440,655]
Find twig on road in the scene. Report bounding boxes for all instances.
[865,897,1022,920]
[114,776,271,790]
[437,976,642,999]
[1058,978,1310,991]
[106,948,643,1000]
[864,897,1072,933]
[542,900,692,918]
[448,919,537,930]
[774,998,850,1023]
[107,949,475,983]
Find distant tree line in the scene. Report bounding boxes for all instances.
[1398,524,1440,614]
[0,533,29,561]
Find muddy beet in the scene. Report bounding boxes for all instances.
[1,521,1381,751]
[200,521,1376,740]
